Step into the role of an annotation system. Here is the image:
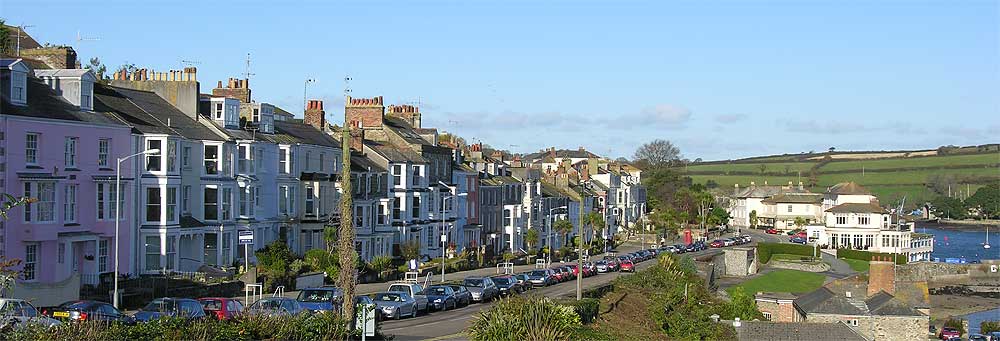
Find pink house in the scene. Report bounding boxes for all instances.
[1,59,134,305]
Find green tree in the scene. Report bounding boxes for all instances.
[793,216,807,229]
[931,196,967,219]
[304,249,338,279]
[525,228,540,253]
[749,210,758,229]
[724,287,763,320]
[255,240,296,290]
[757,164,767,175]
[467,295,581,341]
[583,211,605,246]
[85,57,109,84]
[369,255,392,280]
[981,320,1000,334]
[0,20,11,56]
[966,183,1000,219]
[401,240,421,261]
[553,219,574,247]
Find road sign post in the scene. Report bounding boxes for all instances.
[239,230,254,273]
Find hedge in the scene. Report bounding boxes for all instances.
[561,298,600,324]
[756,242,815,264]
[837,249,907,265]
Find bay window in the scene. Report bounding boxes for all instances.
[146,140,161,172]
[145,187,161,223]
[204,145,219,175]
[144,235,161,271]
[167,141,177,172]
[166,187,177,223]
[204,187,219,221]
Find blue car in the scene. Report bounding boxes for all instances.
[133,298,206,322]
[423,285,459,311]
[296,287,344,313]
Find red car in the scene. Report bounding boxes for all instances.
[549,268,565,282]
[938,327,960,340]
[567,264,580,276]
[795,231,808,238]
[765,228,779,234]
[620,260,635,272]
[198,297,244,320]
[710,240,725,248]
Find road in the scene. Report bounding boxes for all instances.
[378,239,728,340]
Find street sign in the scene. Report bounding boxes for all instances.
[991,265,997,273]
[238,230,254,245]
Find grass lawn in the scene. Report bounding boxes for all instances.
[770,253,821,263]
[727,270,825,295]
[840,258,870,272]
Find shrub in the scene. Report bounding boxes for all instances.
[982,320,1000,334]
[756,242,814,264]
[837,249,907,265]
[943,318,966,336]
[467,295,581,341]
[563,298,600,324]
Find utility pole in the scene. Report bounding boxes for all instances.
[338,129,357,326]
[15,24,35,56]
[303,78,315,116]
[576,197,584,300]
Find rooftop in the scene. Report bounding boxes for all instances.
[730,321,866,341]
[825,202,886,214]
[94,84,226,141]
[827,182,872,196]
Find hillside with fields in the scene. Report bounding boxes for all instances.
[681,146,1000,208]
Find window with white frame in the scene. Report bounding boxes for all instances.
[25,132,39,165]
[378,203,387,225]
[223,145,233,176]
[279,147,290,174]
[412,196,421,219]
[279,186,289,214]
[98,239,108,273]
[204,145,219,175]
[166,187,177,223]
[836,214,848,225]
[204,187,219,221]
[392,165,402,186]
[240,185,255,218]
[64,137,78,168]
[167,141,177,172]
[144,235,160,271]
[238,145,252,174]
[182,146,191,168]
[858,216,870,226]
[145,187,161,223]
[222,188,232,220]
[23,244,37,280]
[393,199,401,220]
[182,185,191,214]
[214,102,224,119]
[58,243,65,264]
[305,185,316,217]
[11,72,26,104]
[63,184,77,223]
[412,165,421,186]
[23,182,55,223]
[222,232,232,266]
[98,138,110,167]
[146,140,161,172]
[166,235,176,270]
[96,183,122,221]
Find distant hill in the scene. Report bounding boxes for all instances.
[680,144,1000,208]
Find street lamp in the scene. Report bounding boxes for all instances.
[547,205,567,265]
[114,148,160,309]
[438,181,467,282]
[302,78,315,115]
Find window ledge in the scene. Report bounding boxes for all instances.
[26,165,42,169]
[64,167,81,172]
[64,223,80,227]
[98,167,114,172]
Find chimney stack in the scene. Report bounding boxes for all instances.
[304,99,326,131]
[867,255,896,296]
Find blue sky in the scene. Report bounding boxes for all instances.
[6,0,998,160]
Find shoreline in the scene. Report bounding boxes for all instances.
[914,220,998,232]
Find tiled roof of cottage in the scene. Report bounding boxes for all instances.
[2,75,126,127]
[794,287,868,316]
[825,202,885,214]
[366,141,426,163]
[734,185,810,199]
[865,291,924,316]
[351,152,386,173]
[94,84,227,141]
[272,120,340,148]
[762,193,823,204]
[827,182,872,195]
[730,321,866,341]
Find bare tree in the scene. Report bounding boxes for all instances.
[632,139,682,168]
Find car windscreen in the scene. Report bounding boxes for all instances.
[530,270,547,276]
[297,290,335,303]
[143,299,177,312]
[253,299,283,310]
[427,287,449,295]
[464,279,483,287]
[59,301,96,310]
[491,277,510,284]
[200,300,223,311]
[374,293,402,302]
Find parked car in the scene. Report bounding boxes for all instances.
[295,287,345,313]
[710,240,725,248]
[969,334,989,341]
[620,260,635,272]
[246,297,306,317]
[387,283,429,313]
[527,269,556,286]
[595,261,610,273]
[49,300,134,324]
[133,298,206,322]
[372,292,417,320]
[0,298,61,329]
[939,327,961,340]
[557,266,574,281]
[354,295,380,323]
[424,285,459,311]
[464,277,499,302]
[490,275,522,296]
[766,228,779,234]
[197,297,244,321]
[789,236,808,244]
[446,284,473,306]
[672,244,687,254]
[603,257,621,271]
[512,273,532,289]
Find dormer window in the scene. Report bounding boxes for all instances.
[11,71,26,105]
[80,80,93,110]
[32,68,96,110]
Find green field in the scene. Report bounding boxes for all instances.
[726,269,825,295]
[840,258,870,272]
[684,150,1000,207]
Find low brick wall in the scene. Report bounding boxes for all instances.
[769,260,830,273]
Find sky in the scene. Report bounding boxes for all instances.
[4,0,998,161]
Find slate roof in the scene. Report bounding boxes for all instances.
[493,176,522,185]
[827,182,872,195]
[524,149,600,161]
[366,142,426,163]
[33,69,93,78]
[94,84,227,141]
[351,152,386,173]
[541,182,566,198]
[794,287,868,316]
[826,202,885,214]
[2,75,126,127]
[731,321,866,341]
[734,185,810,199]
[272,120,340,148]
[453,163,476,173]
[383,116,430,146]
[865,291,923,316]
[763,193,823,204]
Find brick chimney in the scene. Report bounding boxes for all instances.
[350,129,364,151]
[387,104,421,128]
[345,96,384,131]
[867,255,895,296]
[110,66,201,118]
[304,99,326,131]
[211,77,250,103]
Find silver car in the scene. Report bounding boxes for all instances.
[372,292,417,319]
[464,277,498,302]
[246,297,306,317]
[0,298,61,329]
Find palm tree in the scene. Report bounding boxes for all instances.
[749,210,758,229]
[583,212,605,246]
[525,228,540,254]
[793,217,808,230]
[553,219,574,249]
[369,255,392,281]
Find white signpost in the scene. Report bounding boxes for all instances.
[239,230,254,272]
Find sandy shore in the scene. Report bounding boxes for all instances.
[916,220,999,231]
[930,294,1000,326]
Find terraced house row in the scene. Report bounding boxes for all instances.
[0,52,645,305]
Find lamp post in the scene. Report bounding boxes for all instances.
[114,148,160,309]
[302,78,315,115]
[438,181,467,282]
[547,205,567,265]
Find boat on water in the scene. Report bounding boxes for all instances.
[985,226,991,249]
